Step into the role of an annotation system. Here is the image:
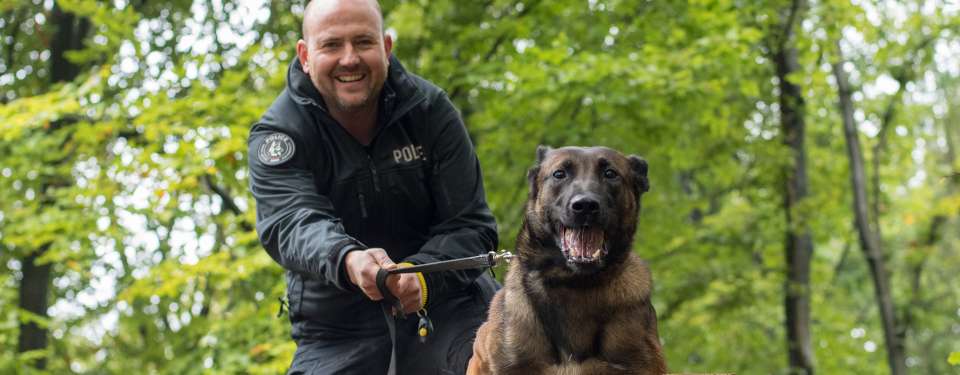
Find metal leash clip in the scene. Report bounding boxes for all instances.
[489,250,514,266]
[487,250,514,278]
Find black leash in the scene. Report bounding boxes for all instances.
[375,250,513,375]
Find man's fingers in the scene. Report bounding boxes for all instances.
[346,248,414,308]
[385,274,401,292]
[357,271,378,299]
[345,248,398,302]
[393,274,422,314]
[376,274,420,314]
[362,284,383,301]
[368,248,395,268]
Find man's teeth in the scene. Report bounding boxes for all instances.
[337,74,363,82]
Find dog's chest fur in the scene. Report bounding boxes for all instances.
[500,253,653,368]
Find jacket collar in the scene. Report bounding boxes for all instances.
[287,54,426,125]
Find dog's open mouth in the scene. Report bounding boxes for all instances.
[560,226,607,264]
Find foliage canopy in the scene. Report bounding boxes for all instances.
[1,0,958,373]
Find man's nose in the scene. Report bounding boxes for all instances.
[339,44,360,67]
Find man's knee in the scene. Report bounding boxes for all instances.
[289,338,389,375]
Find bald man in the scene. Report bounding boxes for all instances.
[247,0,499,373]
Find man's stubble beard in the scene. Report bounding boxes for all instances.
[335,90,375,113]
[310,74,382,114]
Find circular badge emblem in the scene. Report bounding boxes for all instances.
[258,132,295,166]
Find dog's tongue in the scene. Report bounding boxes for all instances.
[562,227,605,258]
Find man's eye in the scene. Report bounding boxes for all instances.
[603,169,619,179]
[552,170,567,179]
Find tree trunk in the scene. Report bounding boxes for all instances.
[831,45,907,375]
[49,4,90,83]
[774,2,815,373]
[17,249,52,369]
[945,102,958,184]
[17,2,89,369]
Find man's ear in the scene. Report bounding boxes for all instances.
[527,145,552,200]
[383,33,393,57]
[296,39,310,75]
[628,155,650,194]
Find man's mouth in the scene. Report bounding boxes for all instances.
[559,226,607,264]
[335,73,365,83]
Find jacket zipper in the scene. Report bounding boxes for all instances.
[368,155,381,192]
[358,192,369,219]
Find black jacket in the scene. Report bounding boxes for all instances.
[248,56,498,339]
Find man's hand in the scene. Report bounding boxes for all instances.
[389,271,423,314]
[344,248,422,314]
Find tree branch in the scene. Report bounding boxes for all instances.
[202,174,253,232]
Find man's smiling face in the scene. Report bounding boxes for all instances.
[297,0,392,114]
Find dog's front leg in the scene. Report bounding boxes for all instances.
[598,302,667,374]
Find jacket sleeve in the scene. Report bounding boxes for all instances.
[248,123,363,291]
[402,92,499,305]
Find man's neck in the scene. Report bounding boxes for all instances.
[330,103,379,146]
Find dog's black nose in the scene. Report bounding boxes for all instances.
[570,195,600,214]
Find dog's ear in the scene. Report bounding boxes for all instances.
[535,145,551,165]
[628,155,650,194]
[528,145,552,199]
[527,165,541,200]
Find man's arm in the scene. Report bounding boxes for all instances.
[248,123,363,292]
[249,122,422,309]
[402,92,499,306]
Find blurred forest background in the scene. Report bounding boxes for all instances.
[1,0,958,374]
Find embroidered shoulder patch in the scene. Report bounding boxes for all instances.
[258,132,296,166]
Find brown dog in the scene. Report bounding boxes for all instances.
[467,146,666,375]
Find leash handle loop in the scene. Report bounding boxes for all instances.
[375,268,405,319]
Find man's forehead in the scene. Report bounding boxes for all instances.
[312,26,380,40]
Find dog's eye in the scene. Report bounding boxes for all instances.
[603,168,619,179]
[552,169,567,179]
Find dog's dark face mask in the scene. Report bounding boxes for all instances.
[519,145,649,280]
